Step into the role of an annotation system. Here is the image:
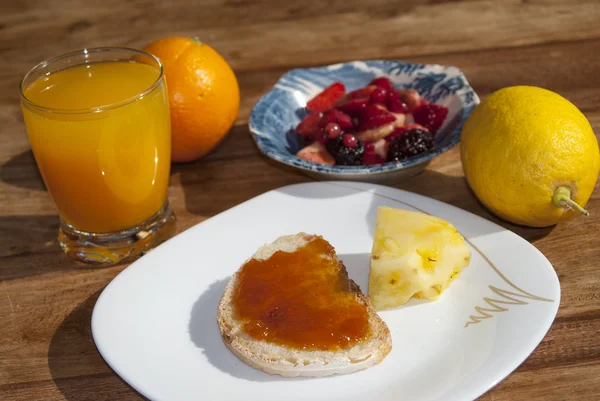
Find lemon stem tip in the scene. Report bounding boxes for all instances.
[553,186,589,216]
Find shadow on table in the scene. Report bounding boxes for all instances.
[0,149,46,191]
[48,289,145,400]
[0,214,120,281]
[0,214,80,281]
[0,214,58,256]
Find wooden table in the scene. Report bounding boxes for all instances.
[1,0,599,399]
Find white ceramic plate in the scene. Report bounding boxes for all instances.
[92,182,560,401]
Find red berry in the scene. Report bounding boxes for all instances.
[388,99,408,113]
[364,141,375,153]
[412,104,448,134]
[316,129,329,144]
[319,109,353,130]
[342,134,358,148]
[306,82,346,112]
[370,77,394,91]
[296,112,322,136]
[324,122,341,139]
[386,91,408,113]
[370,87,387,104]
[336,98,370,117]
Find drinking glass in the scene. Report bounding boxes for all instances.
[20,48,176,265]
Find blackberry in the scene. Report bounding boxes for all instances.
[387,128,434,161]
[326,136,365,165]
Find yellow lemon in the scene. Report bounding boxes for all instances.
[461,86,599,227]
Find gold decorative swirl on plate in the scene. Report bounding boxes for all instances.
[463,245,553,327]
[327,182,555,328]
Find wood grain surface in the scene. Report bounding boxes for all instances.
[1,0,600,399]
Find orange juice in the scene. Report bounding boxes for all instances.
[22,61,171,233]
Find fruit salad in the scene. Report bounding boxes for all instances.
[294,77,448,166]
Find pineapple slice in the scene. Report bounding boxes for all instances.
[368,206,471,311]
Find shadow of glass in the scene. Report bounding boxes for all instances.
[0,149,46,191]
[188,278,312,382]
[48,289,144,400]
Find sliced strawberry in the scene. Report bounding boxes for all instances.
[346,85,377,100]
[319,109,353,130]
[370,77,394,91]
[412,103,448,134]
[385,124,430,142]
[296,141,335,165]
[360,104,389,119]
[306,82,345,112]
[336,98,370,117]
[296,112,322,136]
[358,105,396,131]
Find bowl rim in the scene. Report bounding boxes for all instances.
[248,59,480,176]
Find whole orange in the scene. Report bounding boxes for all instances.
[144,37,240,162]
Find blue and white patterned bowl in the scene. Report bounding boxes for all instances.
[249,60,479,182]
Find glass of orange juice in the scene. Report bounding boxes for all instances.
[20,48,176,266]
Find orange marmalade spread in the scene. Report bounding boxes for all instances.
[232,236,371,351]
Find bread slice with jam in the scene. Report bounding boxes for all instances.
[217,233,392,377]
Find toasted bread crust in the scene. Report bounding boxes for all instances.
[217,233,392,377]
